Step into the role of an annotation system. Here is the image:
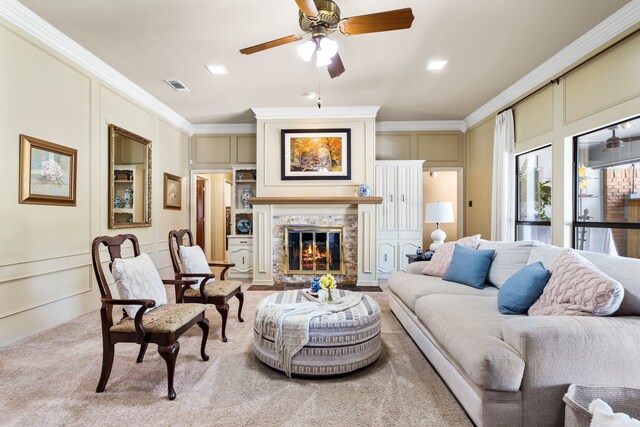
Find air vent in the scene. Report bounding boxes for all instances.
[164,79,190,92]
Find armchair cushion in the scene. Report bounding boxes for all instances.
[179,245,213,288]
[112,253,168,318]
[110,303,206,333]
[183,280,242,298]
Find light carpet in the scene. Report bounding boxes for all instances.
[0,287,472,426]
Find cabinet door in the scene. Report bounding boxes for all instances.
[229,247,252,273]
[397,164,423,231]
[398,241,421,272]
[376,164,397,231]
[377,241,397,274]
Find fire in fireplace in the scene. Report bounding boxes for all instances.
[283,225,345,274]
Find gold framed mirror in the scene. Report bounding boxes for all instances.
[108,124,152,229]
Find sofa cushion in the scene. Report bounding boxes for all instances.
[388,272,498,312]
[498,262,551,315]
[443,245,495,289]
[423,234,481,277]
[528,246,640,316]
[529,249,624,316]
[478,240,542,288]
[415,294,525,392]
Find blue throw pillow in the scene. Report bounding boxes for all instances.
[498,261,551,315]
[442,244,495,289]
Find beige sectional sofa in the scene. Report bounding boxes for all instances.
[387,241,640,427]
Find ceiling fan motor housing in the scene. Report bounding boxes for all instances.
[299,0,341,36]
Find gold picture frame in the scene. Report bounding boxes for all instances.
[163,173,182,210]
[19,134,77,206]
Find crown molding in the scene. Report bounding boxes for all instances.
[0,0,194,136]
[252,106,380,120]
[464,1,640,129]
[376,120,466,132]
[192,123,257,135]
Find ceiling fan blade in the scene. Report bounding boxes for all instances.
[624,136,640,142]
[240,35,303,55]
[328,53,345,79]
[295,0,319,17]
[339,8,415,36]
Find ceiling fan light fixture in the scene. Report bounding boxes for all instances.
[316,49,333,67]
[319,37,338,58]
[297,40,316,62]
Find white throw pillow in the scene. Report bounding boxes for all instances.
[112,253,168,319]
[528,249,624,316]
[478,240,542,288]
[179,245,213,288]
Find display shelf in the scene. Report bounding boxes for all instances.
[235,179,256,183]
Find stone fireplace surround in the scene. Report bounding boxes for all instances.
[250,197,381,287]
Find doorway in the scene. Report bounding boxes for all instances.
[191,171,232,262]
[423,168,463,250]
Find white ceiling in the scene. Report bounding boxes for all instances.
[18,0,631,124]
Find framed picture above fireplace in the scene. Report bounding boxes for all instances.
[281,128,351,180]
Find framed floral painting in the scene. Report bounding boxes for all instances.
[163,173,182,210]
[19,135,77,206]
[281,129,351,180]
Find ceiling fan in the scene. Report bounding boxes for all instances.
[239,0,415,78]
[597,126,640,151]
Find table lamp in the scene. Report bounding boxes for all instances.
[425,201,455,251]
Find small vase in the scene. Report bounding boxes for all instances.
[241,187,252,209]
[122,187,133,209]
[326,289,333,302]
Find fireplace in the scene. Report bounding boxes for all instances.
[284,225,345,275]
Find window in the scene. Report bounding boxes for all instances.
[516,146,552,244]
[573,115,640,258]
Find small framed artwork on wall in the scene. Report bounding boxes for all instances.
[281,128,351,180]
[19,134,77,206]
[163,173,182,210]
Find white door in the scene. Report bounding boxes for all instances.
[377,241,397,274]
[399,241,421,272]
[376,164,397,231]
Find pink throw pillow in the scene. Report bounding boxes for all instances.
[423,235,481,277]
[528,249,624,316]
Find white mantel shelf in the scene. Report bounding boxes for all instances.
[248,196,383,205]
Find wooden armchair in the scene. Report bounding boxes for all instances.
[168,229,244,342]
[91,234,209,400]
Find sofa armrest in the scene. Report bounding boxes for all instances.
[406,261,429,275]
[503,316,640,426]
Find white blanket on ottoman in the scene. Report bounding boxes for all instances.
[255,291,363,377]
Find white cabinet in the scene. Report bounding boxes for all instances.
[376,160,424,277]
[228,235,253,278]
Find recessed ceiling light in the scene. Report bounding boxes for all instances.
[205,64,229,75]
[302,91,318,99]
[426,60,448,71]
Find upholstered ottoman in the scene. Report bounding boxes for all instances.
[253,289,382,376]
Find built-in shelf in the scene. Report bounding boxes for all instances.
[235,208,252,214]
[113,208,134,213]
[114,180,133,183]
[248,196,383,205]
[236,179,256,183]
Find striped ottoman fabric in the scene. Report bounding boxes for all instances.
[253,289,382,376]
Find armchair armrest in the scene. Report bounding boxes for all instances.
[209,261,235,280]
[162,279,198,286]
[101,297,156,342]
[502,316,640,425]
[174,273,215,303]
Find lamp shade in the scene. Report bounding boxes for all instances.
[425,202,455,224]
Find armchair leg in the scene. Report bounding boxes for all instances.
[96,343,115,393]
[136,342,148,363]
[158,342,180,400]
[197,319,210,361]
[215,303,230,342]
[236,291,245,322]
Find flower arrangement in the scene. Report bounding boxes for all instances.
[319,274,337,302]
[41,159,63,182]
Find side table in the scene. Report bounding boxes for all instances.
[406,254,430,264]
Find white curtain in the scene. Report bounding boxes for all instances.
[491,110,515,241]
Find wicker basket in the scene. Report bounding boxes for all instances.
[563,384,640,427]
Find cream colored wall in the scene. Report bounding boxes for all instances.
[0,20,190,346]
[191,134,256,169]
[422,171,459,248]
[256,119,376,197]
[464,118,495,239]
[376,131,465,168]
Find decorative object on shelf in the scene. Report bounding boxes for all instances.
[238,171,255,180]
[236,218,252,234]
[356,183,372,197]
[319,273,337,302]
[127,216,133,222]
[114,196,122,209]
[19,134,77,206]
[281,129,351,181]
[115,170,132,181]
[241,187,252,209]
[416,247,423,256]
[122,186,133,209]
[163,173,182,210]
[425,201,455,251]
[310,277,321,295]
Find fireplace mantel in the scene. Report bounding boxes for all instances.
[249,196,382,205]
